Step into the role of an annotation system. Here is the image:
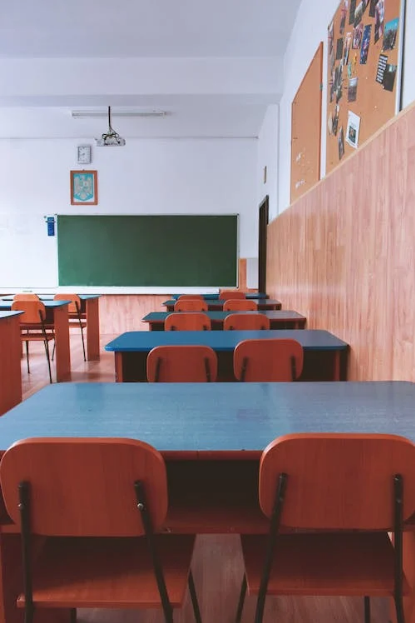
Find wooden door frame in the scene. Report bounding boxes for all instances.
[258,195,269,294]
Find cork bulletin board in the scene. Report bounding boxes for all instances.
[290,43,323,203]
[326,0,405,173]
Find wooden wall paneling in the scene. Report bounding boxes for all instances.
[290,43,323,202]
[99,296,170,333]
[267,101,415,382]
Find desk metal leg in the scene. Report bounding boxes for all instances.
[86,299,100,361]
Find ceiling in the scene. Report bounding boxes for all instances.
[0,0,302,138]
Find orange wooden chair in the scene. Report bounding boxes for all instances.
[224,313,270,331]
[13,293,40,301]
[11,300,55,384]
[223,300,257,312]
[234,338,303,381]
[0,438,202,623]
[220,290,246,300]
[147,345,217,382]
[54,294,86,361]
[174,299,208,312]
[177,294,204,300]
[235,433,415,623]
[165,313,211,331]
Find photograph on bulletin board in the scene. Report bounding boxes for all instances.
[326,0,405,173]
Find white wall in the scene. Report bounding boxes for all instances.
[256,105,279,221]
[277,0,415,215]
[0,138,257,292]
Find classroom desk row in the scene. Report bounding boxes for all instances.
[105,329,349,381]
[163,298,281,311]
[1,382,415,622]
[142,310,307,330]
[171,292,269,300]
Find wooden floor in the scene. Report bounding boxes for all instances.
[18,336,390,623]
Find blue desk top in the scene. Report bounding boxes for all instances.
[1,295,99,301]
[0,300,70,311]
[171,293,269,300]
[142,310,306,322]
[163,298,280,308]
[0,311,23,320]
[0,382,414,452]
[105,330,347,352]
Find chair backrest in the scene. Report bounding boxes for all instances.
[220,290,246,300]
[13,293,40,301]
[174,299,208,312]
[165,312,211,331]
[0,438,168,537]
[233,338,303,381]
[177,294,204,300]
[223,299,257,312]
[224,313,270,331]
[54,293,81,314]
[259,433,415,530]
[11,300,47,324]
[147,345,217,382]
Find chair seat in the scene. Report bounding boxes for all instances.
[241,532,409,596]
[17,535,195,609]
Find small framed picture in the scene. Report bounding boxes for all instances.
[70,170,98,205]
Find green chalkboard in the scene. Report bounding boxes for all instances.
[57,215,238,287]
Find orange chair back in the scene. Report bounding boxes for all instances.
[11,300,47,324]
[177,294,204,300]
[220,290,246,300]
[234,338,303,381]
[260,433,415,530]
[174,299,208,312]
[224,313,270,330]
[147,345,217,382]
[13,293,40,301]
[223,299,257,311]
[54,293,81,314]
[0,438,167,537]
[165,312,211,331]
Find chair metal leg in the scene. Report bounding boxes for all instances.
[235,574,247,623]
[43,339,53,384]
[364,596,371,623]
[25,341,30,374]
[80,323,86,361]
[51,341,55,361]
[188,571,202,623]
[395,596,405,623]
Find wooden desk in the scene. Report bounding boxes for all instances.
[0,301,71,382]
[163,298,281,311]
[0,312,22,416]
[171,292,269,300]
[0,381,414,623]
[105,329,348,382]
[1,295,100,361]
[142,310,307,330]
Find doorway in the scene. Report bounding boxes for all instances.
[258,195,269,294]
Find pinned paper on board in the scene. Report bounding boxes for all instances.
[346,111,361,148]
